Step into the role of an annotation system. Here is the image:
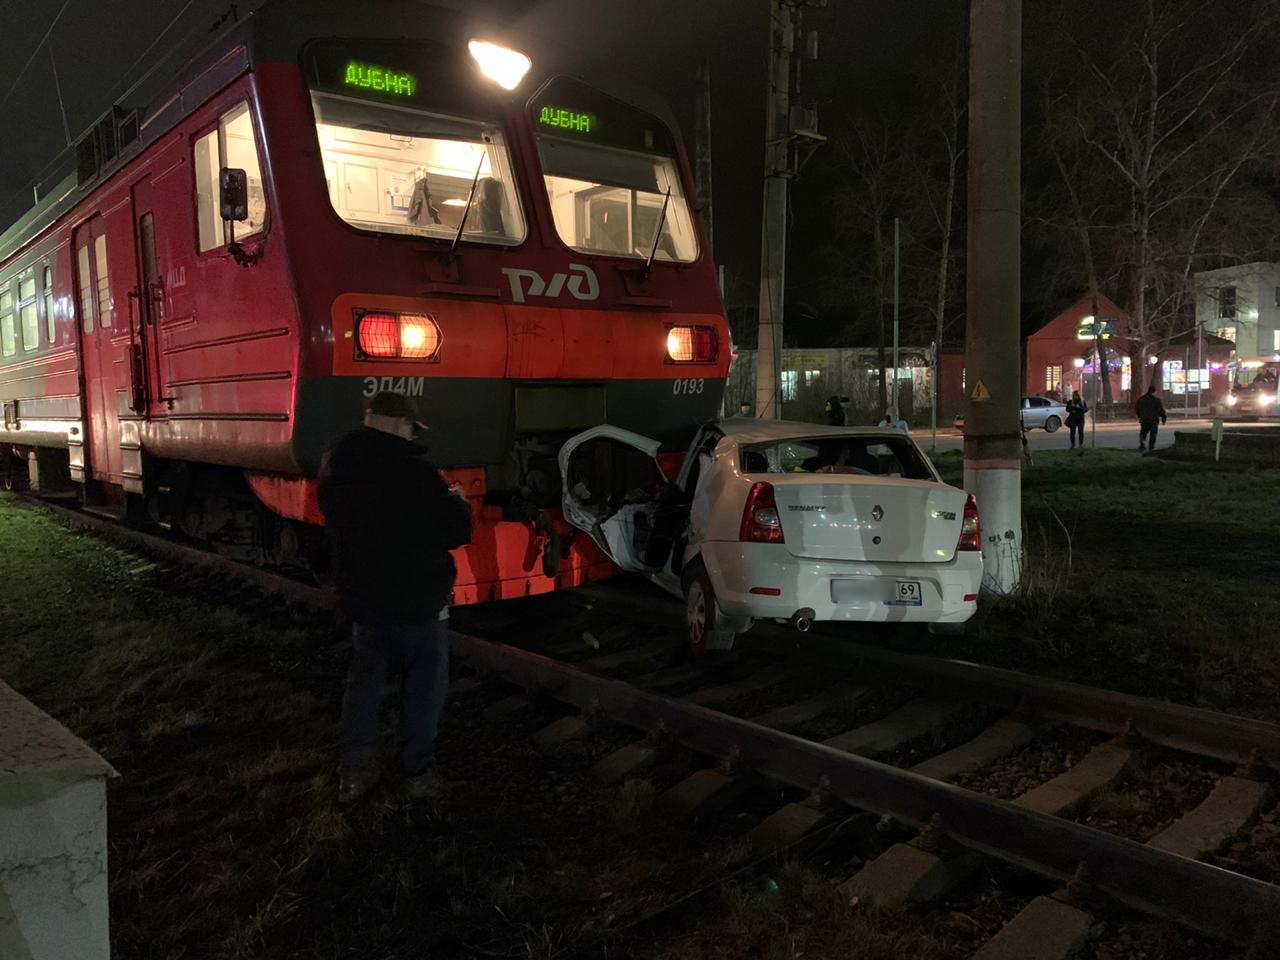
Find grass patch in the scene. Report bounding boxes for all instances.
[924,452,1280,720]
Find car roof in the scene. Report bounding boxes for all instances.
[718,418,908,444]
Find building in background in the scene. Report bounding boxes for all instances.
[1025,293,1233,413]
[1193,262,1280,360]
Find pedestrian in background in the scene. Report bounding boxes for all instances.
[1065,389,1088,451]
[1136,384,1167,453]
[824,395,847,426]
[878,409,908,433]
[318,391,472,805]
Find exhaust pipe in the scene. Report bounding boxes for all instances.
[791,608,816,633]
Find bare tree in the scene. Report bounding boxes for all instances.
[1053,0,1280,392]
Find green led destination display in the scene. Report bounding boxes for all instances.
[344,61,416,96]
[538,105,596,133]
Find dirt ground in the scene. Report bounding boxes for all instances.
[2,450,1276,958]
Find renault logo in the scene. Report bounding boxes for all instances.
[871,505,884,522]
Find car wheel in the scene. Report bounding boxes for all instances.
[1044,415,1062,433]
[683,562,737,657]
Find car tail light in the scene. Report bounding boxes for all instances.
[957,494,981,552]
[356,311,441,361]
[740,481,784,543]
[666,324,719,363]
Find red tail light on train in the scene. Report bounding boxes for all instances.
[666,324,718,363]
[356,311,441,361]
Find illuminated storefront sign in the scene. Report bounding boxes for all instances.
[538,105,596,133]
[344,61,416,96]
[1076,315,1118,340]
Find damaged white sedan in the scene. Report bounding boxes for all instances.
[560,419,983,654]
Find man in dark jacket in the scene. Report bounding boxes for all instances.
[318,391,472,804]
[1136,384,1167,452]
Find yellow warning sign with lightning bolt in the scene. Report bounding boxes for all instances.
[970,380,991,402]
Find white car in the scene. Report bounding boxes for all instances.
[1021,396,1067,432]
[560,419,983,653]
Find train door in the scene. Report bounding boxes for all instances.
[73,217,124,484]
[130,177,167,415]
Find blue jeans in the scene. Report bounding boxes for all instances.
[339,619,449,775]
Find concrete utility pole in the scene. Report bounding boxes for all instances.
[755,0,824,419]
[892,216,901,419]
[964,0,1023,595]
[695,59,714,248]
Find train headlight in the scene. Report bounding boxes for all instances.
[1226,394,1238,407]
[356,311,441,361]
[666,325,719,363]
[1260,392,1275,405]
[468,40,531,91]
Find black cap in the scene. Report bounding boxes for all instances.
[367,391,427,429]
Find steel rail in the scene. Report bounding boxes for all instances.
[576,584,1280,768]
[450,631,1280,948]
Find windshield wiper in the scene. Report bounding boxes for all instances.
[642,187,672,279]
[449,153,487,257]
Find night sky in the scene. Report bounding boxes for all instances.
[0,0,961,299]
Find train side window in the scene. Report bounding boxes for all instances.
[94,235,112,328]
[194,101,266,252]
[0,284,14,357]
[18,275,37,352]
[76,243,94,333]
[43,266,55,344]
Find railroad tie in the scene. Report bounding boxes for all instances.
[655,767,745,822]
[909,717,1043,782]
[682,662,814,709]
[586,637,679,672]
[1013,740,1133,817]
[592,742,657,784]
[841,737,1134,910]
[971,894,1093,960]
[531,715,589,751]
[750,679,868,728]
[1146,775,1271,859]
[823,696,971,758]
[480,694,532,724]
[741,802,827,857]
[633,661,712,691]
[539,619,637,660]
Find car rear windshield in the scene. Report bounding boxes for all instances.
[739,435,935,480]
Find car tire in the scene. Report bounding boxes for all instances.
[682,561,737,657]
[1044,415,1062,433]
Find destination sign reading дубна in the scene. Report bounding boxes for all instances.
[344,61,416,97]
[538,106,595,133]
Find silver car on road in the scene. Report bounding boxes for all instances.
[1021,396,1067,432]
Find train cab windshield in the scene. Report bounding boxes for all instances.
[311,92,525,245]
[532,79,698,263]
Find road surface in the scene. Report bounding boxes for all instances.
[909,418,1280,454]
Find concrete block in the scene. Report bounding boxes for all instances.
[972,896,1092,960]
[1,681,116,960]
[838,842,982,908]
[910,718,1041,782]
[531,715,587,751]
[1148,775,1270,859]
[656,768,742,822]
[587,638,677,671]
[824,697,970,758]
[592,743,656,784]
[1014,740,1132,817]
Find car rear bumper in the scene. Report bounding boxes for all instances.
[699,542,982,625]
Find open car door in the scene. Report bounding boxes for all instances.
[560,425,677,575]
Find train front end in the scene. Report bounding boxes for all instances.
[258,17,729,603]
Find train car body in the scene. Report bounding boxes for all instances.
[0,0,729,603]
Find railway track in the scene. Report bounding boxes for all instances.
[17,492,1280,958]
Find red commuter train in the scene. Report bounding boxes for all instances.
[0,0,730,604]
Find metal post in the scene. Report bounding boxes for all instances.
[754,0,795,420]
[893,216,901,421]
[931,341,939,451]
[963,0,1023,597]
